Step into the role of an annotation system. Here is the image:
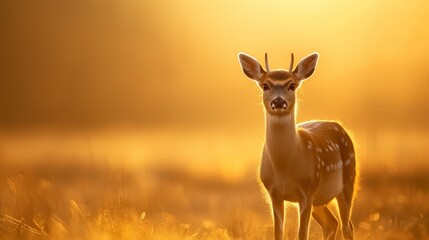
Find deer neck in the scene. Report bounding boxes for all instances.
[265,110,298,168]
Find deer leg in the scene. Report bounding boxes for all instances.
[298,196,313,240]
[271,196,284,240]
[312,206,339,240]
[336,187,354,240]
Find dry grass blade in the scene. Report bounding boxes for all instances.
[133,212,146,240]
[6,176,17,197]
[0,214,49,237]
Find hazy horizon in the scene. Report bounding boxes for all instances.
[1,0,429,130]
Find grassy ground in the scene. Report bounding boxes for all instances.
[0,129,428,239]
[0,163,428,239]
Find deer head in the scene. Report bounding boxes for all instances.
[238,52,319,120]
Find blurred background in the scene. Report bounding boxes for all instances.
[0,0,428,239]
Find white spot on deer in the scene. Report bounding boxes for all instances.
[328,146,333,151]
[344,158,351,166]
[335,143,339,150]
[345,142,348,147]
[317,147,322,153]
[321,161,325,166]
[334,126,339,131]
[326,166,330,171]
[307,141,313,149]
[350,152,355,159]
[341,137,345,143]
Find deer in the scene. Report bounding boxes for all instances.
[238,52,357,240]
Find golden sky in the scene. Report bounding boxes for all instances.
[1,0,428,129]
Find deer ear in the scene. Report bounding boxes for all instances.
[238,52,266,81]
[293,53,319,81]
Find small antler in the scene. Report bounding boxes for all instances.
[289,53,294,72]
[265,53,270,72]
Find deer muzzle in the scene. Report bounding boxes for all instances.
[271,97,287,112]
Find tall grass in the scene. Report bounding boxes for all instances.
[0,129,428,239]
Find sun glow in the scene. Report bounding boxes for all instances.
[1,0,429,239]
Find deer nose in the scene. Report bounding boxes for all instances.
[271,97,287,109]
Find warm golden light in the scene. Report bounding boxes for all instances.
[0,0,428,239]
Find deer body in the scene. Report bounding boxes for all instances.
[238,53,357,240]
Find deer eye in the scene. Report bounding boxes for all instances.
[288,84,297,91]
[262,84,270,91]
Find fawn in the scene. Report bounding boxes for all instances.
[238,52,357,240]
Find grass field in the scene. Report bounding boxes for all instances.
[0,127,428,239]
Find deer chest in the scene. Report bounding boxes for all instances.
[260,161,307,202]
